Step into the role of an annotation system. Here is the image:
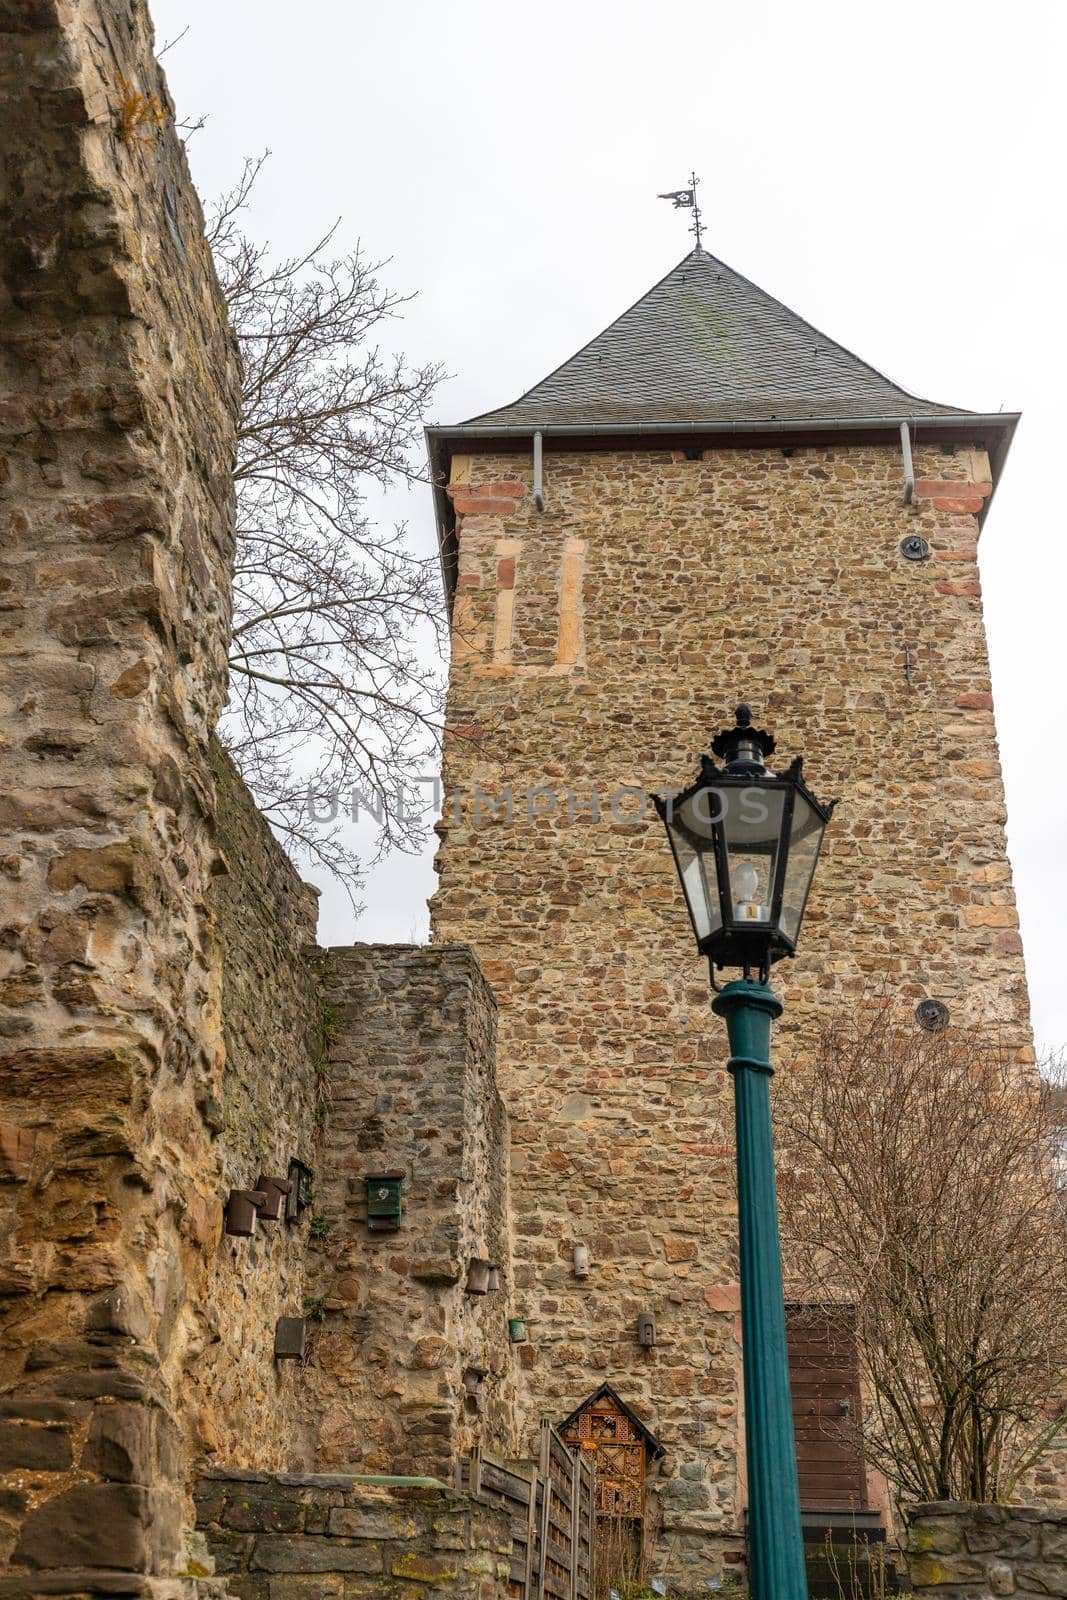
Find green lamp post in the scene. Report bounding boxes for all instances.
[653,705,834,1600]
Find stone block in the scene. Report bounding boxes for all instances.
[390,1553,460,1582]
[909,1552,987,1586]
[1013,1562,1067,1597]
[0,1398,86,1424]
[224,1498,304,1534]
[251,1538,385,1574]
[85,1289,151,1342]
[221,1578,270,1600]
[964,1510,1040,1558]
[13,1484,151,1570]
[205,1530,256,1574]
[0,1421,71,1473]
[910,1515,964,1554]
[268,1579,343,1600]
[82,1404,152,1482]
[0,1123,35,1182]
[327,1508,411,1539]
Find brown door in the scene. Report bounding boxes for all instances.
[786,1304,866,1510]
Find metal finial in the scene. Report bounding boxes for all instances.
[657,171,703,250]
[711,703,775,772]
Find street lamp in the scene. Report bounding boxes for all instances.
[653,704,834,1600]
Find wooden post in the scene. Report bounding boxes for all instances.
[537,1421,551,1600]
[569,1448,580,1600]
[524,1459,540,1600]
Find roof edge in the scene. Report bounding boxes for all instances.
[428,412,1019,442]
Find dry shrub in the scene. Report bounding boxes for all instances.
[776,1007,1067,1506]
[593,1518,647,1600]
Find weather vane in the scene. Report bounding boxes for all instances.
[657,171,703,250]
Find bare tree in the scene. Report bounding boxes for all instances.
[775,1007,1067,1509]
[207,156,446,900]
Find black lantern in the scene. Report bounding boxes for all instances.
[653,705,833,981]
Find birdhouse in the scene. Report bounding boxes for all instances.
[365,1172,403,1231]
[255,1174,292,1223]
[463,1365,487,1399]
[637,1312,656,1348]
[465,1257,492,1295]
[274,1316,306,1361]
[573,1244,590,1278]
[224,1189,268,1238]
[286,1158,314,1221]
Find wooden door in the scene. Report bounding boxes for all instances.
[786,1304,867,1510]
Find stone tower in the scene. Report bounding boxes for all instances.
[426,249,1029,1578]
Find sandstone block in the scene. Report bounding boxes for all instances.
[224,1498,304,1535]
[267,1579,342,1600]
[47,842,139,895]
[327,1508,412,1539]
[908,1551,986,1585]
[82,1404,152,1483]
[13,1484,151,1570]
[391,1553,460,1582]
[703,1284,740,1313]
[85,1288,151,1342]
[110,659,152,699]
[0,1420,71,1472]
[251,1538,384,1574]
[1013,1561,1067,1596]
[0,1123,35,1181]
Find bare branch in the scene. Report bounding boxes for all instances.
[208,155,446,898]
[776,1006,1067,1509]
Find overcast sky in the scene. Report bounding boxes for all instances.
[153,0,1067,1059]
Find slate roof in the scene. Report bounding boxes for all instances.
[461,247,975,430]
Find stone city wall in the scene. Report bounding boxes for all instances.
[0,0,242,1584]
[194,1469,513,1600]
[907,1501,1067,1597]
[432,440,1034,1581]
[302,945,522,1480]
[189,742,321,1474]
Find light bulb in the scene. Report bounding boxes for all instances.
[732,861,769,922]
[732,862,759,901]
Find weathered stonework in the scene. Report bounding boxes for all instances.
[1,0,1051,1589]
[907,1501,1067,1598]
[192,743,321,1474]
[302,945,521,1479]
[431,441,1035,1579]
[0,0,241,1582]
[194,1469,513,1600]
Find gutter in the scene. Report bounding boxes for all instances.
[426,412,1019,442]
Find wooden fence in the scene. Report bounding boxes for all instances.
[457,1419,595,1600]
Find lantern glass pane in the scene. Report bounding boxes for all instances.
[778,791,825,945]
[718,785,786,926]
[667,816,721,943]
